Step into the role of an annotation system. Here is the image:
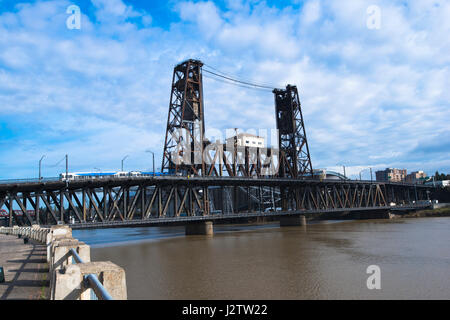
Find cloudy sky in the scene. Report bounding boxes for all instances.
[0,0,449,180]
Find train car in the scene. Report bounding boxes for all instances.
[0,209,35,216]
[59,171,172,181]
[140,171,169,176]
[114,171,131,178]
[60,172,117,181]
[129,171,142,177]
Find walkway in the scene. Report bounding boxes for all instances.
[0,234,49,300]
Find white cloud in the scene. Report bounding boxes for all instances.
[177,1,222,38]
[0,0,449,180]
[300,0,321,25]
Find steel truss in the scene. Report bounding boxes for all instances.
[162,59,205,176]
[273,85,313,178]
[0,177,430,226]
[160,60,313,181]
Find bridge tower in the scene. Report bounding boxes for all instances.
[273,85,313,211]
[273,85,313,178]
[162,59,206,176]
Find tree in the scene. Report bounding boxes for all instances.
[434,171,450,181]
[435,171,440,180]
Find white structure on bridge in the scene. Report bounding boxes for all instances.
[226,133,265,148]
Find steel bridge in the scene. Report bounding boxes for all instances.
[0,175,432,228]
[0,59,434,229]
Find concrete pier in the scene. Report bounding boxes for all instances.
[352,210,393,220]
[1,225,127,300]
[279,215,307,227]
[185,221,214,236]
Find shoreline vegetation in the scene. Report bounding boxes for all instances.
[396,207,450,218]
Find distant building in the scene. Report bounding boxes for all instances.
[226,133,265,148]
[376,168,407,182]
[405,171,428,184]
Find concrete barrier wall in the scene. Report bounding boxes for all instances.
[0,225,127,300]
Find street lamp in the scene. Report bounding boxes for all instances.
[121,155,129,172]
[336,163,346,179]
[39,155,46,180]
[145,150,155,177]
[359,168,370,181]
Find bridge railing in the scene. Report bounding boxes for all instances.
[0,174,433,186]
[0,224,50,243]
[0,177,60,184]
[0,225,127,300]
[69,248,113,300]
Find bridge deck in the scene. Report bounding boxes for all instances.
[62,205,427,230]
[0,234,49,300]
[0,175,431,193]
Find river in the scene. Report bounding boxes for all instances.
[73,217,450,299]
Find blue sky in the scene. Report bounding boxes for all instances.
[0,0,449,180]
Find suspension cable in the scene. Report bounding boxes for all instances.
[203,73,273,92]
[203,63,277,89]
[202,64,277,90]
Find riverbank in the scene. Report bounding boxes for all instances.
[395,207,450,218]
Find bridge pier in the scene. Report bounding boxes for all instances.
[279,215,306,227]
[353,210,393,220]
[185,221,213,236]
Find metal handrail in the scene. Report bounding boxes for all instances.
[69,248,113,300]
[85,274,113,300]
[70,248,84,264]
[0,177,60,184]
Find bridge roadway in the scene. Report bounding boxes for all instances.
[57,204,429,230]
[0,175,432,192]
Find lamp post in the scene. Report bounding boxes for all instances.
[359,168,369,181]
[336,163,346,179]
[145,150,155,177]
[121,155,129,172]
[39,155,46,180]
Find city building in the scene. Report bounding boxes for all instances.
[405,171,428,184]
[226,133,265,148]
[375,168,407,182]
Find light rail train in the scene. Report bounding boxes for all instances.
[59,171,169,181]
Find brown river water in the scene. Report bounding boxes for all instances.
[79,217,450,299]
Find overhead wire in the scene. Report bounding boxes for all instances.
[44,156,66,168]
[204,63,281,89]
[203,63,278,89]
[203,69,275,90]
[203,73,273,93]
[202,63,279,91]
